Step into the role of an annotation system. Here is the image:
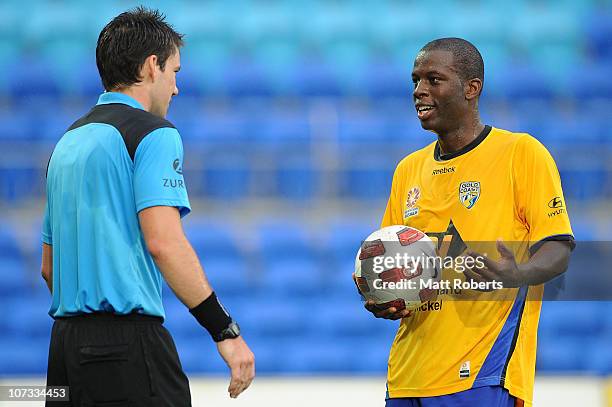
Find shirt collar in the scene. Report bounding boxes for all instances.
[96,92,145,110]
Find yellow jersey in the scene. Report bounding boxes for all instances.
[381,126,574,406]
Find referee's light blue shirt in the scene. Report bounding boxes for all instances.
[42,92,191,318]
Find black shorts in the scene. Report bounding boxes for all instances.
[45,313,191,407]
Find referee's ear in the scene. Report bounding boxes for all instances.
[465,78,483,101]
[140,54,159,84]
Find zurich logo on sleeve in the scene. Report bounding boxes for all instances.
[173,159,183,175]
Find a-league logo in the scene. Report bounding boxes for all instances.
[459,181,480,209]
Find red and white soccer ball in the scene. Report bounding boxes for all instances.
[355,225,439,311]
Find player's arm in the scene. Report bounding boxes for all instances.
[466,239,571,288]
[519,240,571,285]
[41,243,52,292]
[467,135,574,288]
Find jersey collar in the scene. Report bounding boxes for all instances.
[96,92,145,110]
[434,125,492,161]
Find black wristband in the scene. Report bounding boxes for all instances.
[189,292,232,338]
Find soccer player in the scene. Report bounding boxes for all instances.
[360,38,574,406]
[41,7,254,405]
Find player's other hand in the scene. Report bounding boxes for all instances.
[216,336,255,398]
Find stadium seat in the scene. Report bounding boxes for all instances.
[259,257,322,298]
[276,161,319,201]
[7,56,62,100]
[539,301,604,336]
[360,59,411,98]
[0,166,44,202]
[202,157,251,200]
[287,59,344,97]
[0,338,49,375]
[536,337,587,372]
[201,256,254,298]
[183,220,243,259]
[222,57,275,98]
[256,220,317,263]
[337,162,393,200]
[6,300,53,339]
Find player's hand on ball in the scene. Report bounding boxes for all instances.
[364,300,412,320]
[352,272,413,320]
[465,239,523,289]
[216,336,255,398]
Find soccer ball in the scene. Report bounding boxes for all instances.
[355,225,439,311]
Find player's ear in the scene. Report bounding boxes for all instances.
[465,78,482,101]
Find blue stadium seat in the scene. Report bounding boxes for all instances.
[287,59,344,97]
[536,337,586,372]
[0,338,49,375]
[183,221,242,259]
[0,109,34,140]
[6,301,53,339]
[222,58,274,98]
[7,56,62,100]
[276,161,319,201]
[559,168,607,200]
[538,302,604,340]
[0,256,27,295]
[496,64,556,101]
[584,338,612,375]
[256,221,316,263]
[310,300,397,340]
[202,157,251,200]
[338,111,388,144]
[184,109,247,143]
[251,108,311,144]
[163,299,206,342]
[568,62,612,99]
[172,336,226,373]
[0,166,44,202]
[324,220,377,268]
[259,257,322,298]
[202,256,253,298]
[585,10,612,61]
[338,162,393,201]
[361,59,411,98]
[240,298,311,339]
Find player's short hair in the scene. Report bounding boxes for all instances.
[96,6,184,91]
[420,38,484,86]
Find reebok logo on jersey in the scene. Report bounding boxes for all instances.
[432,167,455,175]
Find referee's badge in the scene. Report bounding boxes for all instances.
[459,181,480,209]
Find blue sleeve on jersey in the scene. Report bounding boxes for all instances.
[133,127,191,217]
[42,200,52,244]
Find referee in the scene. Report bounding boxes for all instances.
[41,7,254,406]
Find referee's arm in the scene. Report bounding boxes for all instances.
[139,205,212,307]
[139,204,255,399]
[41,243,52,292]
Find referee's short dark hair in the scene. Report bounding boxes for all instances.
[96,6,184,91]
[420,38,484,87]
